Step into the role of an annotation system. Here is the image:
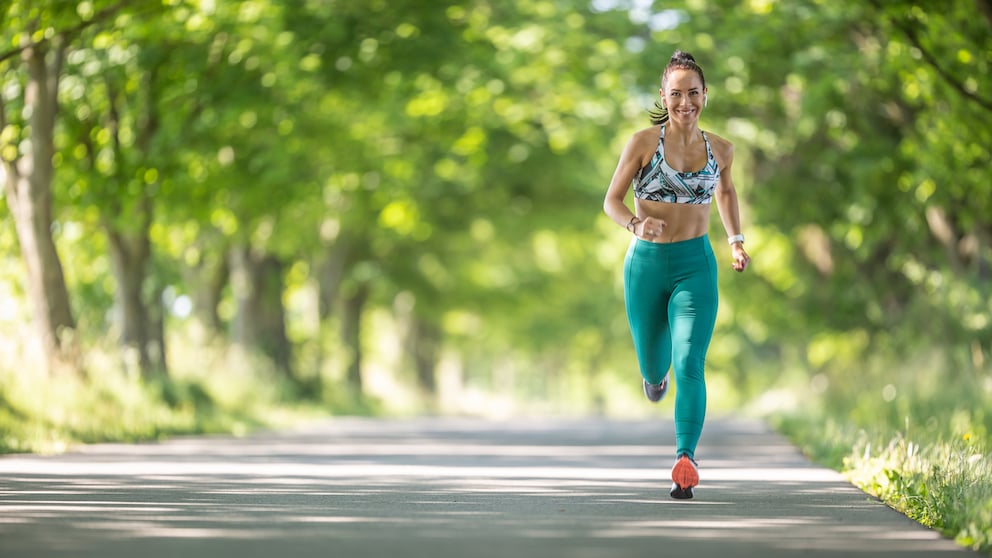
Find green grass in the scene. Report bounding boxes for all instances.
[775,413,991,555]
[770,351,992,556]
[0,337,346,454]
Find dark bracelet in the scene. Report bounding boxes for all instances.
[626,216,641,232]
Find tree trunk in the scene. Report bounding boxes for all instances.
[230,245,292,375]
[317,235,354,321]
[149,280,167,373]
[317,234,364,396]
[106,221,161,377]
[0,36,78,375]
[407,316,441,400]
[188,252,228,335]
[100,60,165,378]
[341,282,370,393]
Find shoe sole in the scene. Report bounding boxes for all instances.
[642,374,670,403]
[670,483,694,499]
[670,456,699,500]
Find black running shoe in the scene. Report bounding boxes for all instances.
[642,373,670,403]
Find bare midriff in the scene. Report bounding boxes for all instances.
[635,198,710,243]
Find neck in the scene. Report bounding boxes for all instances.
[665,120,701,144]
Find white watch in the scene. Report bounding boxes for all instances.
[728,234,745,245]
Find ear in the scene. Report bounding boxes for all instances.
[703,87,709,107]
[659,88,666,109]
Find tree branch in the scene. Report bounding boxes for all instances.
[137,60,161,152]
[977,0,992,29]
[0,1,131,66]
[47,34,68,121]
[871,0,992,112]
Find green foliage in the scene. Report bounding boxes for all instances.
[847,434,991,552]
[772,346,992,555]
[779,414,992,555]
[1,0,991,549]
[0,331,329,454]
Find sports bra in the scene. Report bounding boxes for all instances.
[634,125,720,205]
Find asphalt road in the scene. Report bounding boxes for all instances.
[0,417,977,557]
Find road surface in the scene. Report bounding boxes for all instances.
[0,417,977,557]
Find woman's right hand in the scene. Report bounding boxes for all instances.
[635,216,667,242]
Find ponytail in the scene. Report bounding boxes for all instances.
[648,101,669,125]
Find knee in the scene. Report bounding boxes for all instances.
[674,354,706,382]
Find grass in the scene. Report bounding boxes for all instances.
[0,334,348,455]
[775,413,991,555]
[769,351,992,556]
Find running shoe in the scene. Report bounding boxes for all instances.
[670,454,699,500]
[642,373,670,403]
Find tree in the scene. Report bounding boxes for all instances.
[62,15,170,377]
[638,0,991,382]
[283,0,645,404]
[0,1,129,374]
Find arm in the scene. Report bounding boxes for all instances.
[603,129,665,238]
[712,139,751,272]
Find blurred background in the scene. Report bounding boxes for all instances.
[2,1,991,548]
[0,0,989,445]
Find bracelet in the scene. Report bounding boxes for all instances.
[728,234,745,245]
[626,216,641,232]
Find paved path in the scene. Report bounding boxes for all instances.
[0,417,976,557]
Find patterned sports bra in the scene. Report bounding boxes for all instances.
[634,125,720,205]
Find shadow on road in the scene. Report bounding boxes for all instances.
[0,418,975,557]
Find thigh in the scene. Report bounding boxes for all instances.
[624,240,673,330]
[624,242,674,376]
[668,251,718,361]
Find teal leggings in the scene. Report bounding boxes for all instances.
[623,235,718,459]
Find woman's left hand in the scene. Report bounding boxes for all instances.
[731,244,750,272]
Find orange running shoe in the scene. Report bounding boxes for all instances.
[670,454,699,500]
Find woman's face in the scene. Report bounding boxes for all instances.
[661,68,706,125]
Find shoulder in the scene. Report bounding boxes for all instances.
[618,125,662,167]
[704,131,734,165]
[630,125,662,147]
[704,131,733,155]
[625,125,662,155]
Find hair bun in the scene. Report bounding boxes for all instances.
[671,50,696,64]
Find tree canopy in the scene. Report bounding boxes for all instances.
[1,0,989,416]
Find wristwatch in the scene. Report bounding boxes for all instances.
[728,234,745,245]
